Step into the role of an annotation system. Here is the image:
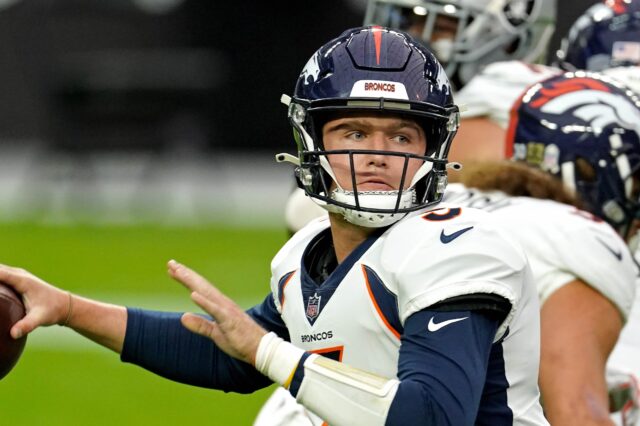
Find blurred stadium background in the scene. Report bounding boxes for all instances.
[0,0,592,424]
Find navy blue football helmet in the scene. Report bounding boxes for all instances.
[506,71,640,239]
[278,26,459,227]
[557,0,640,71]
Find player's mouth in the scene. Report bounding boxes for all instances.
[357,178,395,191]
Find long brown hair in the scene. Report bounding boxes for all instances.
[449,160,584,209]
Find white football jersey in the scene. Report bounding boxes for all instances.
[267,205,546,425]
[455,60,561,128]
[444,183,637,318]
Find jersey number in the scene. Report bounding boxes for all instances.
[422,207,462,221]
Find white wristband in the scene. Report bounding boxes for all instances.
[255,332,306,388]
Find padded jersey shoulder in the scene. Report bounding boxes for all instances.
[378,204,530,326]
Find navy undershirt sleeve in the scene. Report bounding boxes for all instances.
[385,309,500,426]
[120,293,286,393]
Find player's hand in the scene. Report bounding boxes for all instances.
[0,264,71,339]
[168,260,267,366]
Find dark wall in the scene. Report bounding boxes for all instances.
[0,0,597,153]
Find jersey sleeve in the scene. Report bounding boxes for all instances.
[386,308,502,426]
[455,60,561,128]
[121,306,270,393]
[381,207,529,340]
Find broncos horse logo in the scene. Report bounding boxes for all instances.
[531,77,640,134]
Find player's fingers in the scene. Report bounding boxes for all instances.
[10,321,29,339]
[0,266,28,292]
[180,312,218,340]
[168,260,225,300]
[10,312,41,339]
[190,290,231,322]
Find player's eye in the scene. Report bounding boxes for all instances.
[348,131,366,141]
[391,134,410,144]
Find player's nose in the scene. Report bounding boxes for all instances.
[363,133,389,167]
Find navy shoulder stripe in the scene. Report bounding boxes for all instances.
[362,264,403,338]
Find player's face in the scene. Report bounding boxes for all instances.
[322,113,427,192]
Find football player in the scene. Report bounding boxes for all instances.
[446,71,640,425]
[0,27,549,425]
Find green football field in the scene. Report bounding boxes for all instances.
[0,223,289,425]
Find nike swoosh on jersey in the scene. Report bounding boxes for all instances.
[440,226,474,244]
[595,236,623,261]
[427,316,469,332]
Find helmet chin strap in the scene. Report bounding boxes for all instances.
[330,188,415,228]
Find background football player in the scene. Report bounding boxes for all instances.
[446,71,640,425]
[454,0,640,163]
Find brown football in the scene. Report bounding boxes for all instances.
[0,282,27,379]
